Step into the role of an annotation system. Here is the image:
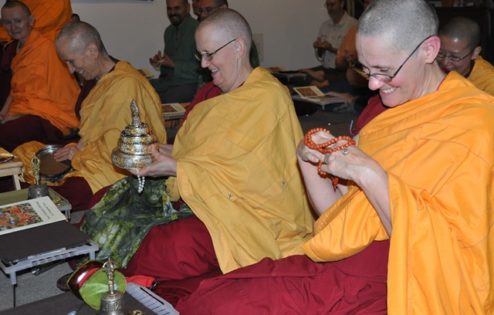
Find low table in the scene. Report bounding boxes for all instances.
[0,158,22,190]
[0,190,98,307]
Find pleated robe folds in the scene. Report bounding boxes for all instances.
[172,68,314,273]
[304,72,494,314]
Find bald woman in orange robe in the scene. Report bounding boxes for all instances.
[0,1,79,152]
[176,1,494,314]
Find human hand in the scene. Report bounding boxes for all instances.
[319,143,379,185]
[54,143,80,161]
[159,53,175,68]
[313,37,324,49]
[149,51,165,69]
[297,129,333,164]
[132,145,177,177]
[0,114,20,124]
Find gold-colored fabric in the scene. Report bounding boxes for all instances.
[72,61,167,193]
[304,72,494,314]
[9,30,79,133]
[0,0,72,41]
[13,141,81,185]
[468,56,494,96]
[14,61,166,193]
[172,68,314,273]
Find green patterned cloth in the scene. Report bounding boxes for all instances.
[81,176,192,268]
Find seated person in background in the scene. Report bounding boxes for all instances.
[301,0,356,87]
[0,1,80,153]
[359,15,494,136]
[120,9,313,303]
[437,16,494,95]
[0,0,72,42]
[149,0,200,103]
[13,21,166,211]
[191,0,200,20]
[175,0,494,313]
[197,0,259,67]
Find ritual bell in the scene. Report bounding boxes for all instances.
[98,258,124,315]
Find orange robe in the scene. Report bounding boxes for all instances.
[0,0,72,41]
[9,30,79,133]
[304,72,494,314]
[468,56,494,96]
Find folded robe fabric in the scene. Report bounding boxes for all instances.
[305,72,494,314]
[9,30,79,134]
[173,67,314,273]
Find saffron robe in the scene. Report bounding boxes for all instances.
[8,30,79,133]
[305,72,494,314]
[73,61,167,193]
[468,56,494,96]
[172,67,314,273]
[0,0,72,41]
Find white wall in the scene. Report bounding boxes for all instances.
[72,0,328,72]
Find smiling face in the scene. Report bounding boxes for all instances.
[437,35,479,76]
[1,5,34,44]
[56,39,99,81]
[166,0,189,26]
[357,34,429,107]
[195,24,240,92]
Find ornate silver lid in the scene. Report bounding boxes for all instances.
[111,100,157,170]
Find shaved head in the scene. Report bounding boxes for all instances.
[439,17,480,50]
[2,0,31,16]
[56,21,107,55]
[197,8,252,52]
[358,0,438,52]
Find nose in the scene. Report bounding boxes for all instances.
[200,56,210,68]
[367,76,384,91]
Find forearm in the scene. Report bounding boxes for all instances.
[298,157,342,216]
[357,165,391,235]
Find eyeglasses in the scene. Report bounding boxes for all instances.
[197,5,220,15]
[436,48,474,63]
[195,38,237,62]
[360,35,433,83]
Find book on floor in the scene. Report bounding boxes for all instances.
[162,103,186,120]
[292,86,347,106]
[0,196,66,236]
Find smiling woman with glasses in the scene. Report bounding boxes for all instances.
[195,37,236,62]
[360,35,434,82]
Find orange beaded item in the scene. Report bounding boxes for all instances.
[303,128,356,189]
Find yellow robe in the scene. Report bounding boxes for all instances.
[304,72,494,314]
[0,0,72,41]
[9,30,79,133]
[172,67,314,273]
[468,56,494,96]
[72,61,167,193]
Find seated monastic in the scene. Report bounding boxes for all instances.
[117,8,314,290]
[174,0,494,313]
[0,1,80,152]
[437,16,494,95]
[0,0,72,42]
[13,21,166,211]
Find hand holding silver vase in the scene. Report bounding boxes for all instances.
[111,100,157,193]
